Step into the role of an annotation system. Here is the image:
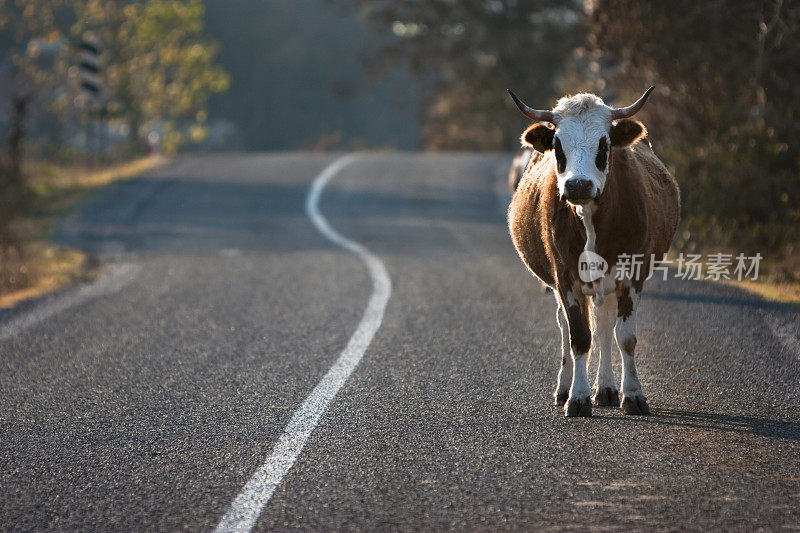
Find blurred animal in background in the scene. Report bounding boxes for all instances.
[506,86,680,417]
[507,149,535,192]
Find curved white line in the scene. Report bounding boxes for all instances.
[215,154,392,532]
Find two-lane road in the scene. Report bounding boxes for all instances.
[1,153,798,531]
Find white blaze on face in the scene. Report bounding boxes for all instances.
[552,94,612,199]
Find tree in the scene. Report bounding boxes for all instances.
[73,0,229,152]
[0,0,229,154]
[336,0,583,150]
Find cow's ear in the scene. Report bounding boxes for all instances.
[521,123,555,152]
[610,119,647,147]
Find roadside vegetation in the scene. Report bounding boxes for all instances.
[0,156,164,308]
[0,0,226,307]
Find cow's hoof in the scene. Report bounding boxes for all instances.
[564,397,592,417]
[621,394,651,415]
[554,390,569,406]
[593,387,620,407]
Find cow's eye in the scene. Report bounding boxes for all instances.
[554,138,566,173]
[595,137,608,170]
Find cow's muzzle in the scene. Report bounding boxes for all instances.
[562,177,597,204]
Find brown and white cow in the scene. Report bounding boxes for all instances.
[506,87,680,417]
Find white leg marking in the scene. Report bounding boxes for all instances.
[614,288,650,414]
[592,295,617,395]
[555,298,572,402]
[570,351,591,398]
[563,288,592,416]
[615,297,640,396]
[214,154,392,532]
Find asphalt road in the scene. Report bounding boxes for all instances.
[1,152,798,531]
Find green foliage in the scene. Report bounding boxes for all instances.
[73,0,229,152]
[1,0,229,154]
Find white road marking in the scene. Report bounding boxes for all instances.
[0,262,140,342]
[215,153,392,532]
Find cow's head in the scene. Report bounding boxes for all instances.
[508,87,653,205]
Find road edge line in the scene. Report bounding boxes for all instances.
[214,153,392,532]
[0,262,141,342]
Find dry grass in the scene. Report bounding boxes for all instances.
[0,244,93,308]
[0,156,165,308]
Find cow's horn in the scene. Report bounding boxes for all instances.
[610,86,655,120]
[507,89,555,124]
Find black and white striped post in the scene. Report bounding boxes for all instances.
[79,37,102,163]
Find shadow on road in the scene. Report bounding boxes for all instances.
[640,408,800,440]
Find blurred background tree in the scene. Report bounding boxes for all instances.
[74,0,230,153]
[336,0,583,150]
[0,0,229,268]
[0,0,229,157]
[201,0,420,151]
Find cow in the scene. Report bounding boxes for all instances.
[506,87,680,417]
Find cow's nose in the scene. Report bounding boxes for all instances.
[563,178,595,202]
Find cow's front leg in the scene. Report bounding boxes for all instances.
[615,284,650,415]
[563,291,592,417]
[591,295,620,406]
[554,298,572,406]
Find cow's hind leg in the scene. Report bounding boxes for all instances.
[615,284,650,415]
[554,297,572,406]
[591,295,620,406]
[562,290,592,417]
